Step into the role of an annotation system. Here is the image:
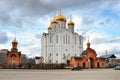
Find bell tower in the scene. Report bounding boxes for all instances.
[11,37,18,51]
[7,36,21,68]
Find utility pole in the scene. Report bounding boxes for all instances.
[105,50,108,63]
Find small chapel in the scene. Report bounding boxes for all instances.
[7,37,21,67]
[70,39,106,68]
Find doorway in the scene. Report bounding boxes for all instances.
[97,62,100,68]
[83,62,85,68]
[89,58,94,68]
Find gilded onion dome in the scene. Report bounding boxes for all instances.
[68,20,74,26]
[68,15,74,26]
[55,10,66,22]
[51,19,58,24]
[87,36,90,48]
[48,20,52,30]
[12,37,18,43]
[48,25,52,30]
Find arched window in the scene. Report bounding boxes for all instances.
[50,36,52,43]
[102,63,104,67]
[66,34,67,44]
[79,38,81,45]
[75,36,76,44]
[56,35,58,43]
[63,36,65,44]
[56,60,58,64]
[50,53,52,56]
[10,54,17,58]
[75,54,76,56]
[68,36,70,44]
[56,53,58,56]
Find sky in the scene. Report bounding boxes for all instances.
[0,0,120,58]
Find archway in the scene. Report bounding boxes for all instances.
[83,62,85,68]
[97,62,100,68]
[89,58,94,68]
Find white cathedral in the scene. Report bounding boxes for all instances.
[41,10,83,64]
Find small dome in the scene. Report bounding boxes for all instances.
[68,20,74,26]
[48,25,52,30]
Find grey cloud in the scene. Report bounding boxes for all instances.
[99,19,111,25]
[0,0,120,28]
[91,37,108,44]
[91,37,120,45]
[0,30,8,44]
[109,47,120,55]
[109,37,120,43]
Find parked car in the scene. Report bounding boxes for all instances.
[71,66,83,70]
[114,65,120,70]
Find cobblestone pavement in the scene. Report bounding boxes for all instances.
[0,69,119,80]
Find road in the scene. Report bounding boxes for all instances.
[0,69,119,80]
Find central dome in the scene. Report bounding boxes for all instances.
[55,10,66,22]
[51,19,58,24]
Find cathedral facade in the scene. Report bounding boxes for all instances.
[41,11,83,64]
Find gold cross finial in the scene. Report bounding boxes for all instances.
[59,8,62,16]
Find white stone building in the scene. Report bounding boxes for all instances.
[41,10,83,64]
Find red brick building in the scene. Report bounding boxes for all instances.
[70,39,106,68]
[7,37,21,67]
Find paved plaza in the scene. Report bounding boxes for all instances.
[0,69,120,80]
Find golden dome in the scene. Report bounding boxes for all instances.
[68,20,74,26]
[51,19,58,24]
[12,37,18,43]
[48,25,52,30]
[87,37,90,48]
[55,10,66,22]
[68,15,74,26]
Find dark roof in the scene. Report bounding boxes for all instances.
[99,54,116,59]
[81,48,95,55]
[74,56,83,60]
[35,57,41,59]
[97,57,106,60]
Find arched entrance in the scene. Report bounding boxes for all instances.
[83,62,85,68]
[97,62,100,68]
[89,58,94,68]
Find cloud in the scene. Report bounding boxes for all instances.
[0,0,120,28]
[91,36,120,45]
[98,19,111,25]
[0,0,120,58]
[0,29,8,44]
[109,37,120,43]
